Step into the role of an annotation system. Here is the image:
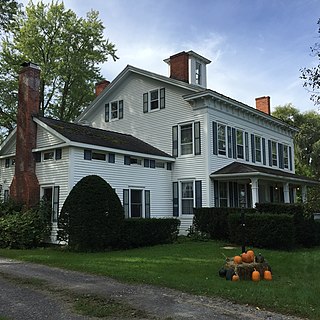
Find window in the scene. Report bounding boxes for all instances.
[167,162,172,170]
[255,136,262,162]
[124,155,142,165]
[181,181,194,214]
[272,141,277,166]
[55,148,62,160]
[105,100,123,122]
[180,123,193,155]
[123,189,150,218]
[195,62,201,85]
[283,145,289,169]
[155,161,165,168]
[42,186,59,223]
[43,151,54,161]
[108,153,115,163]
[219,182,228,207]
[218,124,226,156]
[143,88,165,113]
[143,159,155,168]
[84,150,106,161]
[5,158,10,168]
[236,129,244,159]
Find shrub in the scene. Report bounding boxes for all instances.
[255,203,304,215]
[58,175,124,251]
[0,202,52,249]
[228,213,295,250]
[118,218,180,249]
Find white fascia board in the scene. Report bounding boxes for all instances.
[210,172,319,185]
[69,141,175,162]
[33,117,71,144]
[32,143,69,152]
[0,153,15,159]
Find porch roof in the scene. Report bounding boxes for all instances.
[210,162,320,185]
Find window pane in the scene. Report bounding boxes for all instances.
[218,124,226,155]
[180,124,193,155]
[150,90,159,110]
[44,151,54,160]
[181,181,194,214]
[255,136,261,162]
[92,152,106,161]
[131,190,142,218]
[111,101,118,119]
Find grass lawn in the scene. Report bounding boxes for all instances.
[0,239,319,319]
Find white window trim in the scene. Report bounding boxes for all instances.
[217,123,227,157]
[283,144,289,169]
[43,150,55,161]
[179,179,195,216]
[110,100,119,121]
[271,140,278,167]
[127,187,146,218]
[255,135,262,163]
[178,122,194,157]
[236,129,244,159]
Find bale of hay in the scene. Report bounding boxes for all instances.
[225,260,271,280]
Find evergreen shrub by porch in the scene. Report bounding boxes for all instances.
[118,218,180,249]
[193,207,255,240]
[58,175,124,251]
[0,201,52,249]
[228,213,295,249]
[255,203,304,215]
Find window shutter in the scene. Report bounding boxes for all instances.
[173,182,179,217]
[150,159,155,168]
[145,190,150,218]
[119,100,123,119]
[278,143,284,169]
[143,93,148,113]
[262,138,266,165]
[245,132,249,161]
[160,88,165,109]
[105,103,110,122]
[194,121,201,155]
[212,121,218,155]
[289,146,293,170]
[53,186,60,223]
[233,182,238,207]
[55,148,62,160]
[227,126,232,158]
[251,134,255,163]
[123,189,129,218]
[108,153,115,163]
[228,182,234,207]
[268,140,272,166]
[124,155,131,165]
[195,180,202,208]
[34,152,41,163]
[144,159,149,167]
[232,127,236,159]
[172,126,178,157]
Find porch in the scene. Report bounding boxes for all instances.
[210,162,319,208]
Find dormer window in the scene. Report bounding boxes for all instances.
[195,62,202,85]
[105,100,123,122]
[143,88,165,113]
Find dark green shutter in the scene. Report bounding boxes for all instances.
[173,182,179,217]
[34,152,41,163]
[84,149,92,160]
[124,155,131,165]
[55,148,62,160]
[145,190,150,218]
[105,103,109,122]
[119,100,123,119]
[251,134,255,163]
[289,146,293,170]
[245,132,249,161]
[262,138,266,165]
[53,186,59,223]
[194,121,201,155]
[232,127,236,159]
[195,180,202,208]
[268,140,272,166]
[144,159,150,167]
[172,126,178,157]
[123,189,129,218]
[212,121,218,155]
[278,143,284,169]
[143,93,148,113]
[160,88,165,109]
[227,126,232,158]
[214,180,219,207]
[228,182,234,207]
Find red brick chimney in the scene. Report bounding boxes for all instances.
[95,79,110,96]
[255,96,271,115]
[10,62,40,208]
[166,51,189,83]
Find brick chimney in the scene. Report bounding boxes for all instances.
[95,79,110,96]
[255,96,270,115]
[165,51,189,83]
[10,62,40,208]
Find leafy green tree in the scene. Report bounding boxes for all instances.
[0,0,20,32]
[58,175,124,251]
[0,1,117,140]
[272,105,320,179]
[301,18,320,105]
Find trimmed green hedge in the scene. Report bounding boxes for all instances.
[255,203,304,215]
[118,218,180,249]
[228,213,295,250]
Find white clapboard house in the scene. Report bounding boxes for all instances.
[0,51,318,239]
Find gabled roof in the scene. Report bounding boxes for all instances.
[37,117,172,159]
[210,162,319,185]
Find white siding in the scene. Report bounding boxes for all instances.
[0,159,15,199]
[37,126,64,148]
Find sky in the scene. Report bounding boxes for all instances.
[20,0,320,113]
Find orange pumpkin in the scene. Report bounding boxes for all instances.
[232,274,239,281]
[252,269,260,282]
[247,250,255,260]
[264,270,272,281]
[241,252,251,263]
[233,255,242,264]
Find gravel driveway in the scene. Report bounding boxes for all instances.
[0,257,305,320]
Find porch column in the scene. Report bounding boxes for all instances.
[301,185,307,203]
[250,177,259,208]
[283,182,290,203]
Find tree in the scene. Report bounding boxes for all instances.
[0,0,20,32]
[301,18,320,105]
[272,105,320,179]
[58,175,124,251]
[0,1,117,140]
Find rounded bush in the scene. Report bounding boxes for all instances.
[58,175,124,250]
